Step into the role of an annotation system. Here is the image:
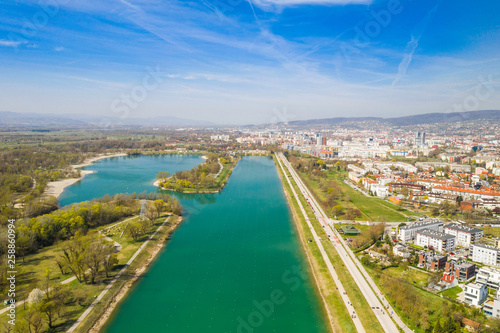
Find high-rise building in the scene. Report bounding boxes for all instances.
[316,134,323,146]
[415,132,426,148]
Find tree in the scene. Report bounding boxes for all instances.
[24,307,45,333]
[59,235,87,283]
[434,319,443,333]
[82,234,114,284]
[103,253,118,278]
[16,231,36,262]
[156,171,170,180]
[27,288,44,307]
[126,221,144,242]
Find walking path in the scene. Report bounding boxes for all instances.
[276,155,365,332]
[67,216,171,332]
[213,158,223,178]
[279,153,409,333]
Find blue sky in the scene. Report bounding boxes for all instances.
[0,0,499,125]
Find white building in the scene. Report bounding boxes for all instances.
[415,229,455,252]
[210,134,230,142]
[398,221,444,243]
[370,184,389,198]
[483,290,500,318]
[443,223,483,247]
[471,243,500,267]
[465,283,487,306]
[476,266,500,290]
[393,244,411,258]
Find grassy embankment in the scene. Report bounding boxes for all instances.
[0,214,180,333]
[274,155,384,333]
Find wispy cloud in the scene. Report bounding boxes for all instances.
[391,1,441,87]
[0,39,26,47]
[253,0,372,9]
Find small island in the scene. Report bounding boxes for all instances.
[155,153,238,193]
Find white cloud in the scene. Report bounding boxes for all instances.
[0,39,26,47]
[54,46,65,52]
[252,0,372,9]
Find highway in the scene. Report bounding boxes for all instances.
[275,155,366,332]
[278,153,412,333]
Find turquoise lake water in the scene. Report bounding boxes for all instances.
[60,155,327,333]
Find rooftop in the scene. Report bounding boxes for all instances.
[466,282,485,290]
[444,223,483,234]
[416,229,455,241]
[472,243,500,252]
[399,220,443,231]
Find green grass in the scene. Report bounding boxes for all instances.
[297,169,419,222]
[480,227,500,238]
[439,286,462,300]
[276,156,384,333]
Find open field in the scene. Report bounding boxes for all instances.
[297,168,420,222]
[480,227,500,237]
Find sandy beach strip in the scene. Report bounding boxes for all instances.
[44,153,127,199]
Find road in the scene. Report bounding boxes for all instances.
[278,153,411,333]
[275,155,365,332]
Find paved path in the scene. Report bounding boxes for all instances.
[67,216,171,332]
[279,153,409,333]
[276,156,365,332]
[213,158,223,178]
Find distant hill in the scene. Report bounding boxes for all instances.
[288,110,500,127]
[0,111,213,127]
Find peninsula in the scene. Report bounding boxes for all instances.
[155,153,238,193]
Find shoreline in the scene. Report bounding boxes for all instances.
[88,215,184,332]
[273,155,336,332]
[44,153,127,199]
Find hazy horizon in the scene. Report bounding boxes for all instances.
[1,0,499,125]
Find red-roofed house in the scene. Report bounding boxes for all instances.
[435,273,458,291]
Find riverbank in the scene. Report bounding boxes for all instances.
[44,153,127,198]
[82,215,184,333]
[273,154,345,333]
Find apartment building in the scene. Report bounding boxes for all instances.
[445,261,476,281]
[465,283,488,306]
[443,223,483,247]
[415,229,456,252]
[483,290,500,318]
[418,253,447,271]
[398,221,444,243]
[471,243,500,266]
[476,266,500,290]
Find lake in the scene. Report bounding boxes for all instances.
[60,154,328,333]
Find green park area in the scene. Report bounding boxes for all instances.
[0,194,181,333]
[157,153,237,193]
[299,168,419,222]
